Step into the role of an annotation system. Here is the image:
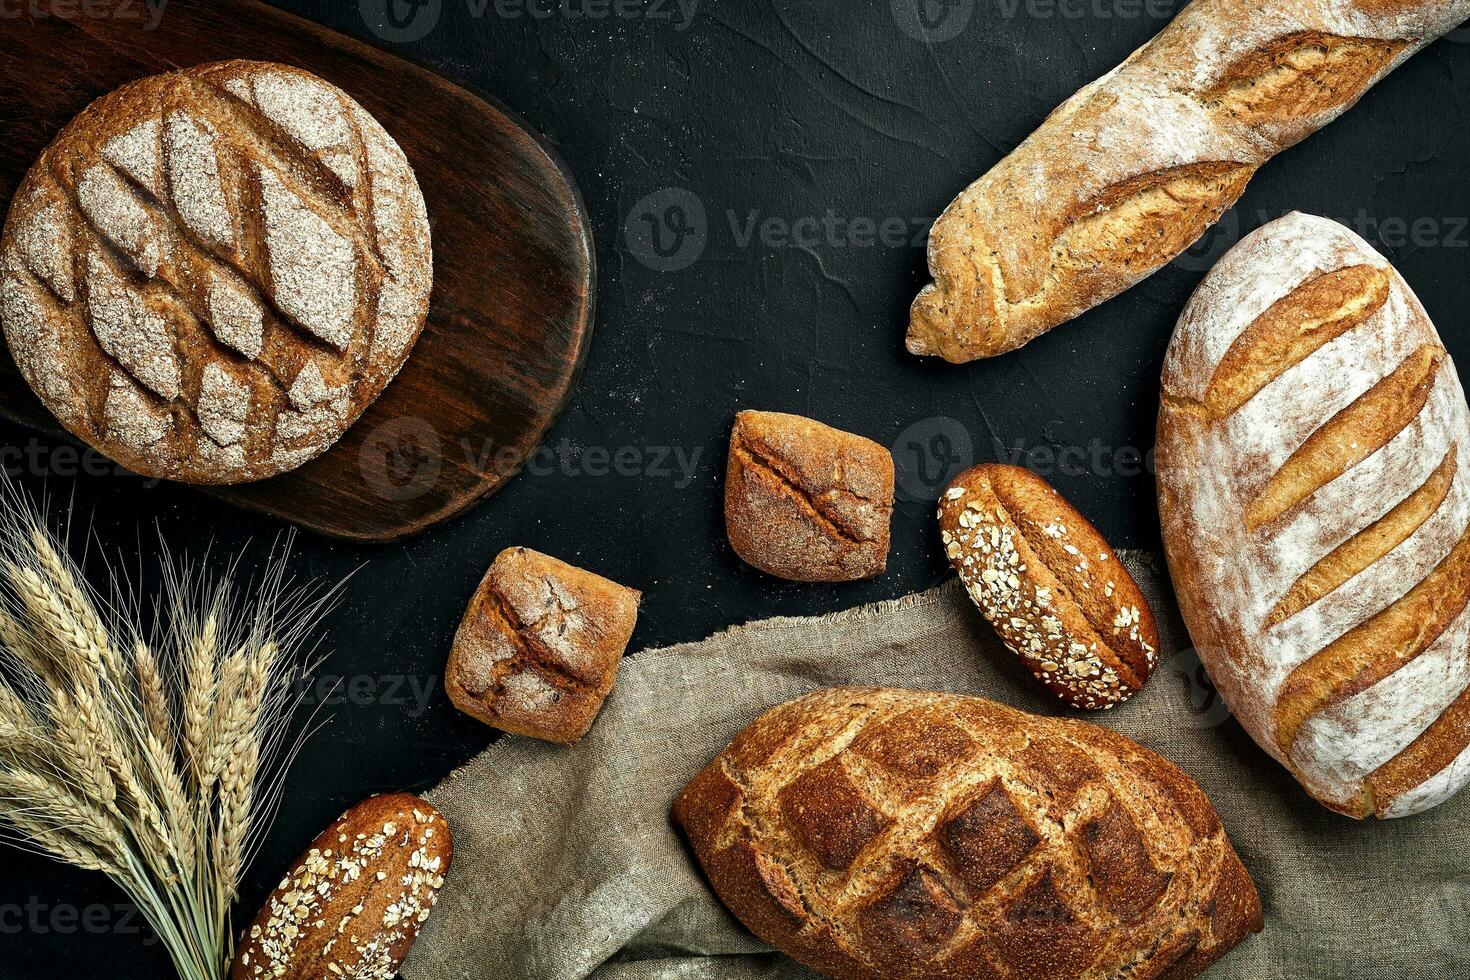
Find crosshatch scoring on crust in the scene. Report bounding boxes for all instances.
[0,60,433,485]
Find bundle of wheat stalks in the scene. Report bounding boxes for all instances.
[0,487,334,979]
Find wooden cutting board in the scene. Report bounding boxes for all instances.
[0,1,594,542]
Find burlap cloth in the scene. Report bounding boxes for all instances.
[403,553,1470,980]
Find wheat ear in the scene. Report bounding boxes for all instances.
[0,685,44,764]
[182,615,219,791]
[0,769,130,862]
[0,603,49,680]
[0,803,124,878]
[10,564,106,681]
[29,525,113,675]
[213,641,276,893]
[47,688,118,811]
[133,640,172,744]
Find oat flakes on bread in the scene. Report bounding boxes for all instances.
[0,60,432,484]
[446,547,640,745]
[230,793,450,980]
[725,410,894,582]
[674,687,1262,980]
[940,464,1159,710]
[1158,212,1470,818]
[908,0,1470,363]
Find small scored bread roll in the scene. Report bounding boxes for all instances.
[939,464,1158,709]
[725,410,894,582]
[446,547,640,745]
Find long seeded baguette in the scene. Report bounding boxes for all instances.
[907,0,1470,363]
[674,687,1262,980]
[1157,212,1470,819]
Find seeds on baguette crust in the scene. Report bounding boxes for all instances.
[231,794,449,980]
[939,465,1158,710]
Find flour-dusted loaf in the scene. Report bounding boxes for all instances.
[230,794,450,980]
[939,464,1159,710]
[446,547,640,745]
[0,60,432,483]
[674,687,1261,980]
[726,411,894,582]
[1158,212,1470,819]
[907,0,1470,363]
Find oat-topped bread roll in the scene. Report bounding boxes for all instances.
[447,547,640,745]
[0,60,432,483]
[675,687,1262,980]
[1158,213,1470,818]
[940,464,1159,709]
[726,410,894,582]
[231,793,449,979]
[907,0,1470,363]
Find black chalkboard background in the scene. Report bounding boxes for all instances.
[2,1,1469,974]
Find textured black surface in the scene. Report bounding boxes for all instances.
[2,1,1470,974]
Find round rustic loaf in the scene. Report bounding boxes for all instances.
[674,687,1262,980]
[0,60,432,484]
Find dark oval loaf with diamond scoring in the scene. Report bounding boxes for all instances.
[674,687,1262,980]
[0,60,432,484]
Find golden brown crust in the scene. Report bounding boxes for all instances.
[230,794,450,980]
[1274,519,1470,751]
[673,688,1262,980]
[1201,32,1408,125]
[445,547,640,745]
[1202,264,1390,420]
[725,411,894,582]
[938,464,1159,709]
[1365,679,1470,810]
[1265,444,1456,628]
[1244,343,1443,530]
[0,60,432,484]
[906,2,1465,363]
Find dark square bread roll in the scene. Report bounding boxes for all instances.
[446,547,639,745]
[725,410,894,582]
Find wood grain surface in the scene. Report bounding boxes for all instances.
[0,0,594,541]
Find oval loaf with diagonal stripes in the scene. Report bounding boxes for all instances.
[1158,212,1470,819]
[0,60,432,484]
[674,687,1262,980]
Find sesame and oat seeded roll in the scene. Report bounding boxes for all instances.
[939,464,1159,710]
